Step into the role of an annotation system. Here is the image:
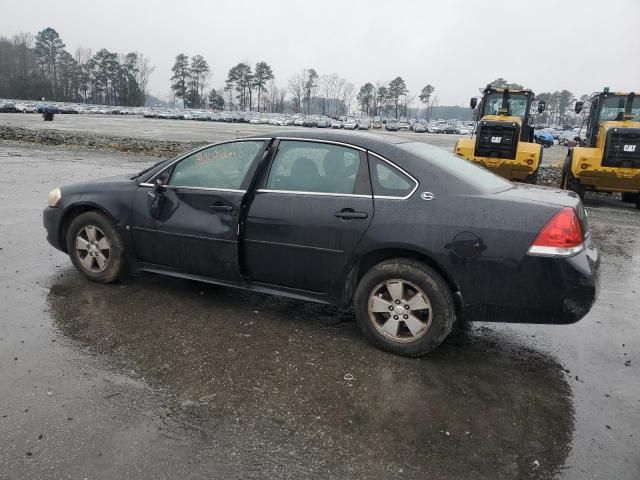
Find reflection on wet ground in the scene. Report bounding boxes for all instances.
[47,268,573,479]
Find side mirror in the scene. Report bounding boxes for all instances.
[538,100,546,113]
[470,98,478,109]
[574,101,584,114]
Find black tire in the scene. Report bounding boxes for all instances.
[562,153,585,200]
[621,192,639,204]
[524,171,539,184]
[565,170,585,200]
[636,196,640,210]
[66,211,126,283]
[353,259,455,357]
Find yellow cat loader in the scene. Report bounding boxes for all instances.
[455,86,545,183]
[562,89,640,208]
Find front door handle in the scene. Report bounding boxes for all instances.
[335,209,368,219]
[209,203,233,212]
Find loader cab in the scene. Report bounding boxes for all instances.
[562,89,640,208]
[580,91,640,148]
[455,85,543,184]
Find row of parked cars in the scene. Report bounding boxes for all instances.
[0,99,147,115]
[0,98,478,136]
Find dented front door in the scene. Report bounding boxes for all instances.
[129,140,266,281]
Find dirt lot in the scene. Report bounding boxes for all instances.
[0,117,638,479]
[0,112,569,165]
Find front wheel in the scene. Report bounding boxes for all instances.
[353,259,455,357]
[66,211,126,283]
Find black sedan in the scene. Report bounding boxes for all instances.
[43,131,600,356]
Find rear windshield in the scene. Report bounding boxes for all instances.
[398,142,513,193]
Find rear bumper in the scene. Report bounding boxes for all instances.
[43,206,65,252]
[466,235,600,324]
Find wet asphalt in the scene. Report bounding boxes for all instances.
[0,120,638,479]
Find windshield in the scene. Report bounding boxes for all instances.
[482,92,530,119]
[598,95,640,122]
[398,142,512,193]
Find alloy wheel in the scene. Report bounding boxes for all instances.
[75,225,111,273]
[368,279,432,343]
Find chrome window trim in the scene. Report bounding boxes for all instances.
[256,189,371,199]
[367,151,419,200]
[146,138,270,185]
[139,183,245,193]
[274,137,366,152]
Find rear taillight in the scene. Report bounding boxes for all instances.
[528,207,584,257]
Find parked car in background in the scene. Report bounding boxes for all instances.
[385,120,399,131]
[36,103,61,114]
[15,102,37,113]
[358,119,371,130]
[397,120,410,131]
[372,116,383,129]
[303,116,318,127]
[343,117,358,130]
[43,131,599,357]
[316,117,331,128]
[413,122,427,133]
[534,130,555,148]
[0,102,18,113]
[331,119,343,129]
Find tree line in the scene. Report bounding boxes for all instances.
[0,27,154,106]
[356,79,435,119]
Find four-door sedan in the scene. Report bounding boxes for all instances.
[43,131,600,356]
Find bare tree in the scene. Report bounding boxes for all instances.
[288,70,306,114]
[342,83,354,116]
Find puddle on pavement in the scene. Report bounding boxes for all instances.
[46,269,574,479]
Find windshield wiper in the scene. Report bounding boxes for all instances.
[130,159,167,180]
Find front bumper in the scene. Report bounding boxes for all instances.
[43,206,65,252]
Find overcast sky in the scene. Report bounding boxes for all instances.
[2,0,639,105]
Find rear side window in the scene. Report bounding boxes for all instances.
[399,142,512,193]
[266,140,367,194]
[169,141,264,190]
[369,155,417,198]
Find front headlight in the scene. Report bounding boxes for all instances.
[47,187,61,207]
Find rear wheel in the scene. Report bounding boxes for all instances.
[353,259,455,357]
[621,192,639,204]
[66,211,126,283]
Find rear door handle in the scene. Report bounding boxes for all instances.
[335,209,368,219]
[209,203,233,212]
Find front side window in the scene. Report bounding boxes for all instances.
[168,141,264,190]
[266,141,363,194]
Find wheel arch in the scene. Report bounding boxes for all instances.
[59,202,118,253]
[342,247,463,315]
